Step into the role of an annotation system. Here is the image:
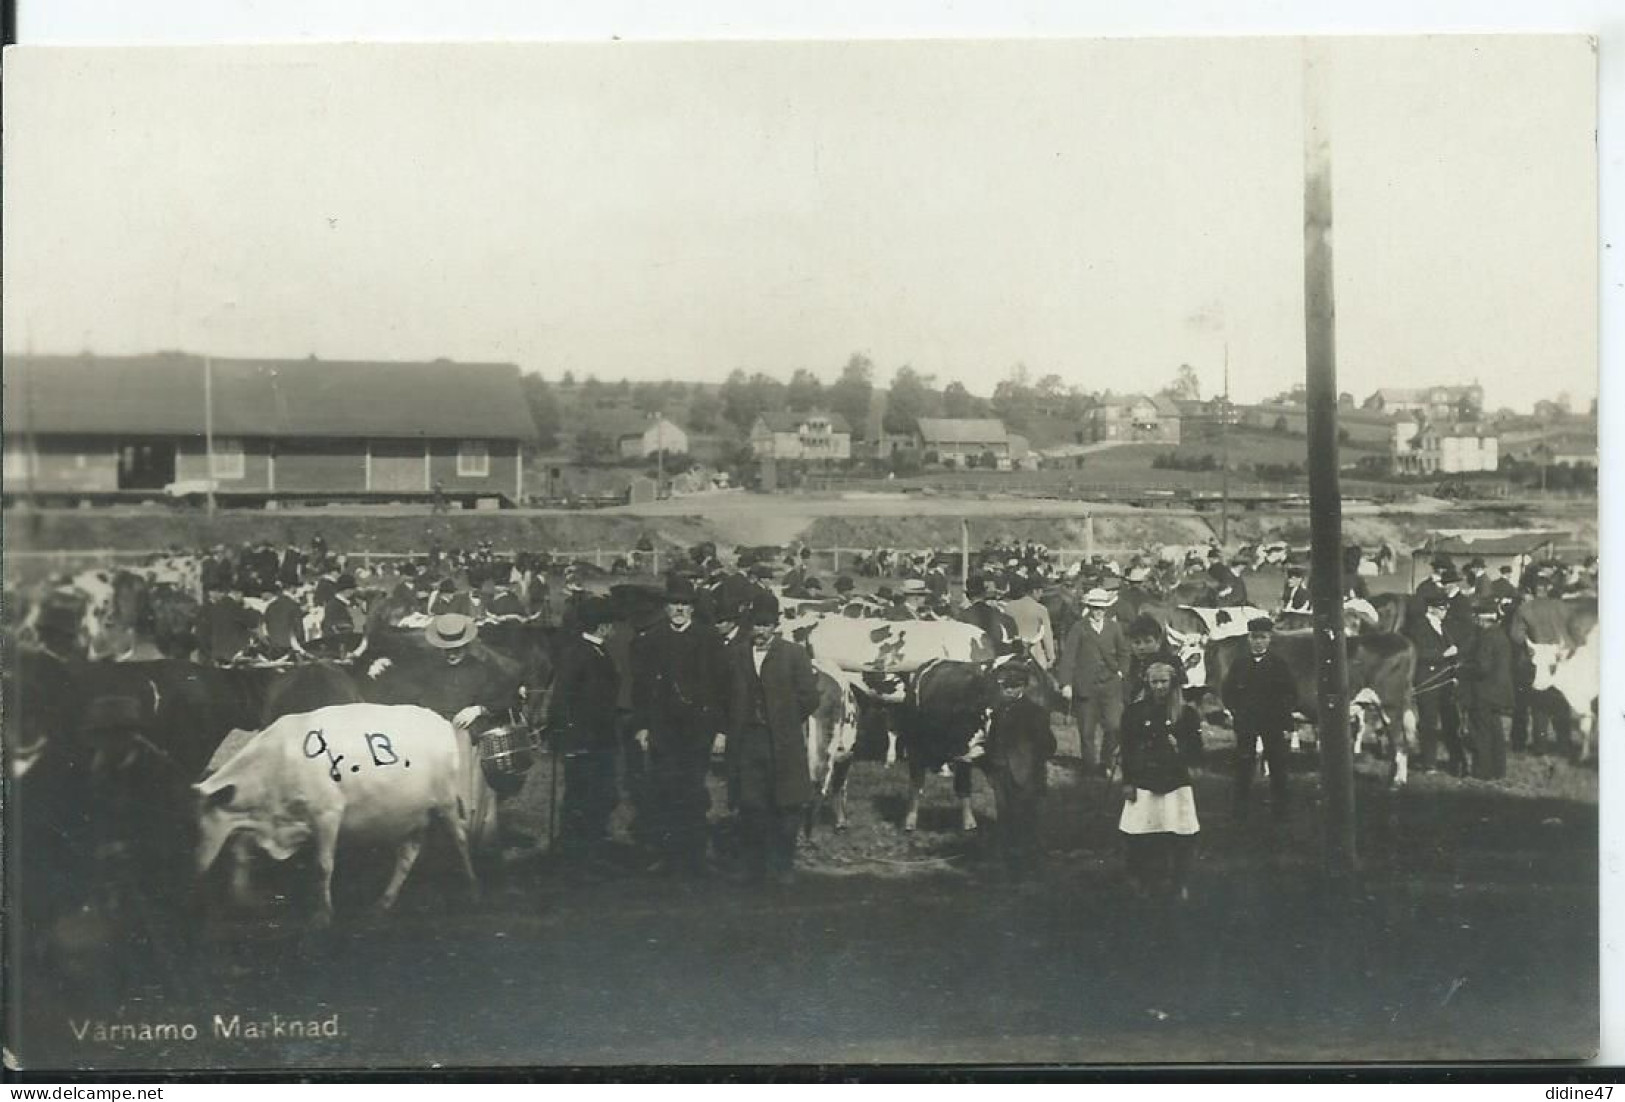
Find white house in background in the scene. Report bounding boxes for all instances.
[749,411,853,460]
[1390,415,1499,475]
[617,415,688,459]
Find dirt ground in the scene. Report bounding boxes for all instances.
[14,717,1598,1072]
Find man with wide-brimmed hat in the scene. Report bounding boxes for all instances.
[546,595,622,864]
[1058,587,1129,776]
[412,613,520,735]
[722,591,820,886]
[630,572,730,876]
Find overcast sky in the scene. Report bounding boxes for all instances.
[2,37,1595,410]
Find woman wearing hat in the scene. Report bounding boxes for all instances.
[1118,660,1203,899]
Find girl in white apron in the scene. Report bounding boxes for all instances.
[1118,660,1203,900]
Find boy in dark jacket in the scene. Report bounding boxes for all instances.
[1220,616,1298,821]
[985,664,1058,875]
[1460,597,1513,780]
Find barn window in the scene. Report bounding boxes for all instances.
[457,440,490,477]
[210,438,245,479]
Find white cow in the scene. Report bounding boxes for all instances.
[194,703,480,928]
[804,658,864,833]
[804,617,994,675]
[1529,624,1601,760]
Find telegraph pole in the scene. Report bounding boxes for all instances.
[204,352,216,517]
[1220,343,1231,546]
[1303,43,1357,882]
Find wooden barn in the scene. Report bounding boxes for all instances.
[2,353,535,505]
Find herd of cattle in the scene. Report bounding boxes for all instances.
[2,538,1601,981]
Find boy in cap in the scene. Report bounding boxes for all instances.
[985,663,1058,876]
[1220,616,1298,820]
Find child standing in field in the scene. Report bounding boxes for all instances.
[984,663,1058,876]
[1118,661,1204,901]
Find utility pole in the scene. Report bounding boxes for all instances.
[204,352,216,517]
[1303,42,1357,883]
[1220,343,1231,546]
[960,518,970,592]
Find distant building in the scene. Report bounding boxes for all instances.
[1363,384,1483,422]
[1390,415,1499,475]
[914,418,1011,466]
[1085,395,1181,444]
[2,352,534,502]
[748,411,853,460]
[871,431,918,459]
[616,415,688,459]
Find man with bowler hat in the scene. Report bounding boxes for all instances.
[631,574,729,876]
[1220,616,1298,820]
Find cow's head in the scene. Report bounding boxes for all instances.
[1166,629,1207,690]
[193,768,310,875]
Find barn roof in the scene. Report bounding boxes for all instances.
[2,353,536,441]
[915,417,1008,445]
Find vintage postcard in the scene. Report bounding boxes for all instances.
[1,37,1598,1071]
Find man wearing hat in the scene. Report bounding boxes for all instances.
[1205,548,1247,605]
[985,662,1057,876]
[1219,616,1298,820]
[630,574,730,877]
[546,595,623,865]
[958,575,1019,655]
[1058,587,1129,777]
[723,592,821,886]
[414,613,521,733]
[199,580,261,664]
[1407,588,1465,775]
[1458,596,1513,780]
[1490,564,1521,609]
[1278,565,1312,627]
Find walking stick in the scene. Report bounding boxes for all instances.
[548,733,562,851]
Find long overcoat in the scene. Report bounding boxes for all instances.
[724,636,821,811]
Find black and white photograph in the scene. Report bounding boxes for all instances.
[0,31,1602,1072]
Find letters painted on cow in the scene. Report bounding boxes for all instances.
[195,703,479,928]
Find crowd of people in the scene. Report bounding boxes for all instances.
[10,529,1598,901]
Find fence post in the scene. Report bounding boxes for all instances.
[595,549,604,570]
[832,543,840,574]
[653,547,660,577]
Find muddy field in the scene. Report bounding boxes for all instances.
[13,716,1598,1072]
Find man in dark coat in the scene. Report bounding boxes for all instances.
[260,589,307,658]
[724,592,820,885]
[547,596,622,862]
[1058,587,1129,775]
[198,585,261,663]
[1205,549,1247,605]
[1278,565,1312,626]
[1459,597,1513,780]
[958,575,1020,655]
[1220,616,1298,820]
[1408,590,1465,775]
[630,575,729,876]
[984,663,1057,875]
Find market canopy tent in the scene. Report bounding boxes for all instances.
[1408,529,1564,590]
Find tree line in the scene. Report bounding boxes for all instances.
[519,356,1206,455]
